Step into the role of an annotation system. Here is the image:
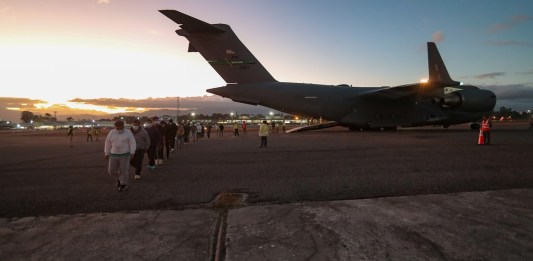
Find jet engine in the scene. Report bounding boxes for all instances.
[432,89,496,112]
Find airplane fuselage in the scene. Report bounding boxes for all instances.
[208,82,487,129]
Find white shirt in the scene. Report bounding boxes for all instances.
[104,129,136,155]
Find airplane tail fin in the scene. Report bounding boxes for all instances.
[159,10,277,84]
[427,42,460,86]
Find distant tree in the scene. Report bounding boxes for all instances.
[177,115,189,122]
[33,115,43,122]
[20,111,34,123]
[211,113,226,120]
[197,114,208,120]
[66,116,74,122]
[498,106,511,115]
[45,113,52,119]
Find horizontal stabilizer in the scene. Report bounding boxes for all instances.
[159,10,225,34]
[160,10,277,84]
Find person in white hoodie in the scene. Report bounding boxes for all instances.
[104,120,136,191]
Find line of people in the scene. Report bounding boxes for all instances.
[104,117,220,191]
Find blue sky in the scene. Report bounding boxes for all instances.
[0,0,532,121]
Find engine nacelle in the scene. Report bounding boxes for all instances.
[442,89,496,112]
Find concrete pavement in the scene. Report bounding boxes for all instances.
[1,124,532,260]
[2,188,532,260]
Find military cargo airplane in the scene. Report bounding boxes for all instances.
[160,10,496,131]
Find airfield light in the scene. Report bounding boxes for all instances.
[6,121,9,124]
[30,120,33,124]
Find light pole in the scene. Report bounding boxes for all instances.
[176,97,180,122]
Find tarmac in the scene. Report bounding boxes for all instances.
[1,123,532,260]
[1,189,532,260]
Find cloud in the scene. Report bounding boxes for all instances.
[68,96,276,115]
[0,97,47,107]
[489,15,532,33]
[481,83,533,111]
[487,40,533,47]
[70,97,187,109]
[97,0,110,4]
[473,72,505,80]
[431,31,444,43]
[0,97,49,122]
[483,84,533,100]
[517,69,533,75]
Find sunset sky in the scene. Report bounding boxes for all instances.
[1,0,533,122]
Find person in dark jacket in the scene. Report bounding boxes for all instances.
[155,119,165,164]
[130,119,150,180]
[167,119,178,152]
[163,120,176,159]
[144,119,161,169]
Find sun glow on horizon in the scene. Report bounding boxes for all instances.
[0,35,223,103]
[33,101,146,115]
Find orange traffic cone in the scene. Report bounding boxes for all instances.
[478,130,484,145]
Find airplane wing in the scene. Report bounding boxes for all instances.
[358,84,420,102]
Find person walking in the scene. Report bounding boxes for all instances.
[233,122,239,136]
[163,120,175,159]
[130,120,150,180]
[184,122,191,144]
[242,121,247,134]
[86,127,93,142]
[176,122,185,149]
[67,125,74,147]
[200,123,205,139]
[191,123,198,142]
[206,123,212,138]
[259,120,269,148]
[167,119,178,152]
[104,120,136,191]
[481,115,493,145]
[155,119,165,164]
[144,119,161,169]
[218,123,224,136]
[94,127,100,141]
